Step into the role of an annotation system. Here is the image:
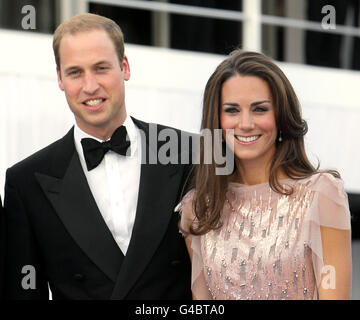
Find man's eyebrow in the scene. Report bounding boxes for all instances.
[94,60,111,66]
[64,61,112,72]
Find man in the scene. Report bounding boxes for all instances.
[4,13,192,299]
[0,196,4,299]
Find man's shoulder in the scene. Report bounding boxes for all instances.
[131,117,198,168]
[7,128,74,176]
[131,116,198,138]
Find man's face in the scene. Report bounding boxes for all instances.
[57,29,130,140]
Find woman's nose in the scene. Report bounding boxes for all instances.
[238,112,255,130]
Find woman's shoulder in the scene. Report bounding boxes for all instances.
[176,189,197,234]
[298,173,351,230]
[178,189,196,209]
[295,172,348,206]
[296,172,343,191]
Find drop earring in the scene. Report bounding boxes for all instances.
[278,131,283,142]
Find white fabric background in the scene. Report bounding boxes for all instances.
[0,29,360,199]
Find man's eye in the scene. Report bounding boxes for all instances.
[68,70,79,76]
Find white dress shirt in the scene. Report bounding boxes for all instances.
[74,115,141,254]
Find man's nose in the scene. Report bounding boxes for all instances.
[82,72,100,94]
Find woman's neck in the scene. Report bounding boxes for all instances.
[236,162,269,185]
[232,159,288,186]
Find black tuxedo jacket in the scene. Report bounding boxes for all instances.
[0,196,4,299]
[4,118,193,300]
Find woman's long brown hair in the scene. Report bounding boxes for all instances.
[189,49,339,236]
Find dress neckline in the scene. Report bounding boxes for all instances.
[228,178,293,190]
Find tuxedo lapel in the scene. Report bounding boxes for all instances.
[35,128,123,283]
[111,118,181,299]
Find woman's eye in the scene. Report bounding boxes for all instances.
[254,106,268,112]
[224,107,238,113]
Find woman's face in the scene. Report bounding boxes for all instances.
[220,75,278,168]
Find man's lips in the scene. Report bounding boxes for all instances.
[82,98,106,107]
[81,98,107,112]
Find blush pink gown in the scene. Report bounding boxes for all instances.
[179,173,351,300]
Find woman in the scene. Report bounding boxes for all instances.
[178,50,352,300]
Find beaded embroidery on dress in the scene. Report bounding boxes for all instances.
[179,173,351,300]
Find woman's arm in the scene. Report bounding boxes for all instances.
[184,235,212,300]
[184,236,198,300]
[318,226,352,299]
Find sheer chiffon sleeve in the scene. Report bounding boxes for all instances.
[301,173,352,298]
[178,190,212,299]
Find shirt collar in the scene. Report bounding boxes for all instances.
[74,114,138,161]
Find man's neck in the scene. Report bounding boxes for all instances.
[76,114,127,141]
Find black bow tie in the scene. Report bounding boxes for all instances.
[81,126,131,171]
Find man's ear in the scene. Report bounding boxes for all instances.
[57,67,64,91]
[122,56,130,81]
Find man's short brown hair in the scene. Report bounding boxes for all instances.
[53,13,125,70]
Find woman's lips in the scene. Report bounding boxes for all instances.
[234,135,261,145]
